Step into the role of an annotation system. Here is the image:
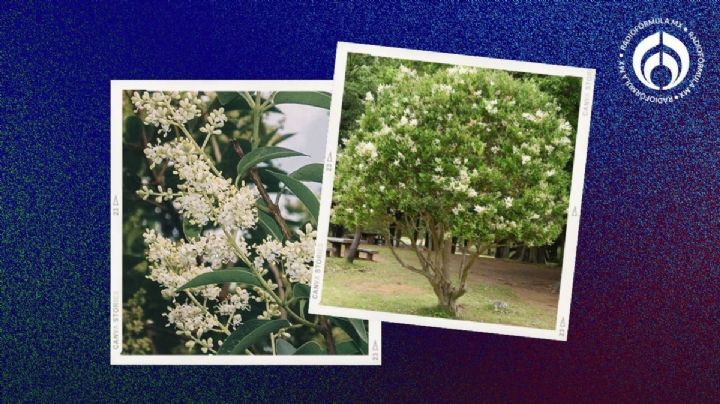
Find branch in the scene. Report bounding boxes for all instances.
[388,231,431,280]
[267,261,287,319]
[396,236,435,275]
[457,243,482,294]
[319,316,337,355]
[231,140,293,240]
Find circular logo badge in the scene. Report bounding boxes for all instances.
[618,18,705,103]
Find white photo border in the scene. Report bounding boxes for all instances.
[308,43,596,341]
[111,80,381,365]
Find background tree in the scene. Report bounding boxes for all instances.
[333,58,579,315]
[497,74,582,263]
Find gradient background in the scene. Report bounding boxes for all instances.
[1,1,718,401]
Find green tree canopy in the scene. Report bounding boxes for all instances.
[332,60,579,313]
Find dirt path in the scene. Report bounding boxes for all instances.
[374,248,561,310]
[470,257,561,309]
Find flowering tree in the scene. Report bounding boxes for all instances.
[125,90,368,355]
[333,62,576,315]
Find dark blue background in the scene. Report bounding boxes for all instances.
[1,1,718,401]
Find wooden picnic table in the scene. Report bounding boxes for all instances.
[327,237,354,257]
[326,237,379,261]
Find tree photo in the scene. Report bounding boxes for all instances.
[322,53,583,329]
[119,88,371,357]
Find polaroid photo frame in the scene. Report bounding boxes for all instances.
[309,43,595,341]
[111,80,381,365]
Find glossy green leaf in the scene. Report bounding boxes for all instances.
[275,339,297,355]
[177,268,261,291]
[257,210,284,241]
[217,92,240,105]
[290,163,324,183]
[293,340,325,355]
[292,283,311,300]
[236,146,305,181]
[218,319,290,355]
[331,318,368,354]
[272,91,331,109]
[266,171,319,224]
[335,340,361,355]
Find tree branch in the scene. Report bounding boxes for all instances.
[231,140,293,240]
[230,140,290,312]
[388,230,431,280]
[319,316,337,355]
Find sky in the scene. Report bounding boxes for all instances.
[264,103,330,216]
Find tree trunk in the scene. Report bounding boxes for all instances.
[432,278,459,316]
[345,228,362,264]
[495,239,510,258]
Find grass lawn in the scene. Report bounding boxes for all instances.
[321,245,558,329]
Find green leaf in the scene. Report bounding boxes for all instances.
[257,210,284,241]
[218,319,290,355]
[217,91,240,105]
[182,218,202,240]
[235,146,306,181]
[218,95,252,112]
[290,163,324,183]
[331,318,368,354]
[275,339,297,355]
[124,115,144,144]
[335,340,361,355]
[292,283,311,300]
[256,166,287,193]
[272,91,331,109]
[293,341,326,355]
[266,171,320,224]
[177,268,262,291]
[347,319,369,343]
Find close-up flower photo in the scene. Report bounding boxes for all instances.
[115,85,376,361]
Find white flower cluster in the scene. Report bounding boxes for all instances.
[446,167,476,196]
[432,83,454,95]
[140,138,259,230]
[144,227,254,351]
[144,229,236,297]
[484,99,499,114]
[356,141,378,159]
[200,108,228,135]
[134,92,322,354]
[447,65,476,76]
[131,91,205,134]
[397,65,417,78]
[254,224,317,284]
[522,109,549,123]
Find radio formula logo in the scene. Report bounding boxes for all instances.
[618,18,704,103]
